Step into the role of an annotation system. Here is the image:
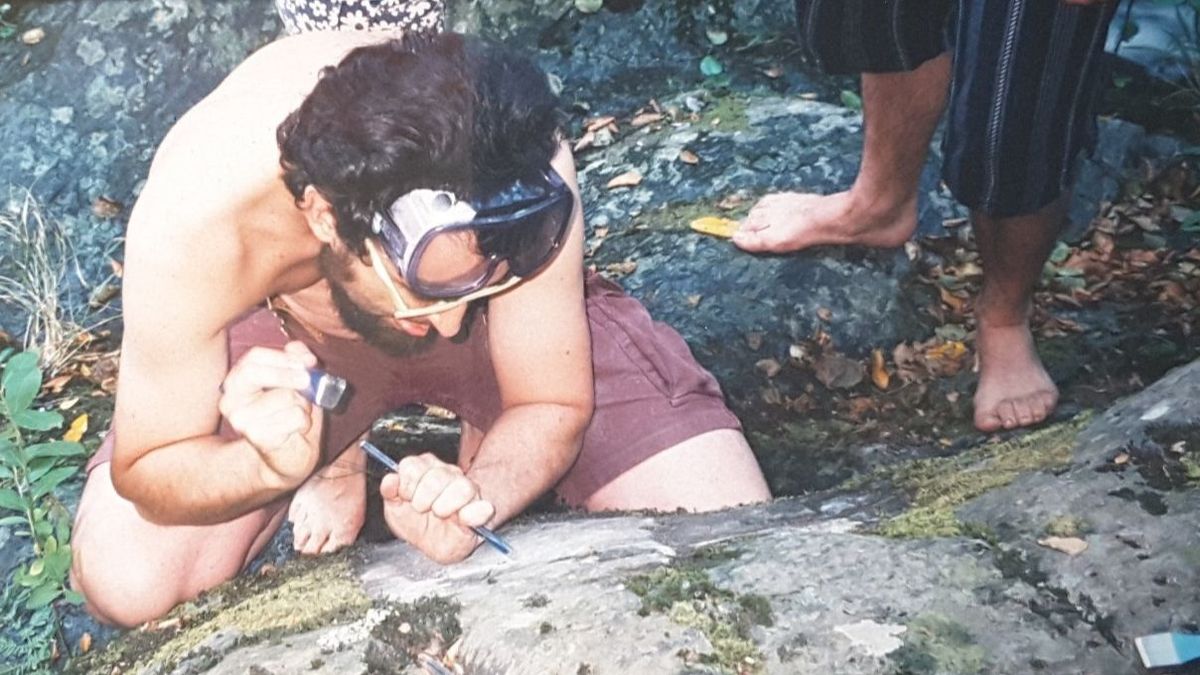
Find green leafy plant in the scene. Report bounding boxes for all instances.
[0,349,88,673]
[0,348,87,611]
[0,4,15,41]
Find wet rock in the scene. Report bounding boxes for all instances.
[0,0,281,320]
[959,360,1200,657]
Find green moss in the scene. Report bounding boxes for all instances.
[871,415,1090,538]
[70,554,371,674]
[1043,515,1092,538]
[626,558,770,674]
[701,94,751,132]
[890,614,987,675]
[630,197,753,234]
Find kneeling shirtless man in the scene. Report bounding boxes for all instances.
[71,30,771,627]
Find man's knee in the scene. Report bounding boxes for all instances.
[70,511,191,628]
[69,464,250,627]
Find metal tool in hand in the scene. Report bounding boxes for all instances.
[360,439,513,556]
[302,369,348,410]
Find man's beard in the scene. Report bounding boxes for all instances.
[319,245,438,358]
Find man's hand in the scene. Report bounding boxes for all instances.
[218,341,322,491]
[380,453,496,564]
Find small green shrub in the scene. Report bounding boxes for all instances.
[0,348,88,673]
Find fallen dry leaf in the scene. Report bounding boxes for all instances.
[1038,536,1088,556]
[43,374,73,394]
[870,349,890,390]
[814,353,864,390]
[88,283,121,308]
[79,632,92,655]
[761,65,784,79]
[678,149,700,165]
[584,115,617,133]
[744,332,764,351]
[1113,452,1130,465]
[92,196,123,219]
[689,216,739,239]
[573,130,596,152]
[685,294,703,307]
[630,112,663,128]
[755,358,782,378]
[604,260,638,276]
[816,307,833,322]
[939,287,967,314]
[63,413,88,443]
[606,170,642,190]
[788,343,812,366]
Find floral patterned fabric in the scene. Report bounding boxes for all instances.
[275,0,445,34]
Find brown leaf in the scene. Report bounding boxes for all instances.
[939,287,967,314]
[685,294,703,307]
[630,112,663,128]
[870,349,890,390]
[79,632,92,655]
[88,283,121,308]
[43,373,73,394]
[573,130,596,152]
[716,193,747,210]
[816,307,833,322]
[678,149,700,165]
[606,170,643,190]
[1037,536,1088,556]
[760,386,784,406]
[814,353,864,390]
[92,196,123,219]
[761,65,784,79]
[755,358,782,378]
[584,115,617,133]
[604,260,638,277]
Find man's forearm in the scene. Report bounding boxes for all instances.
[112,436,293,526]
[464,402,590,524]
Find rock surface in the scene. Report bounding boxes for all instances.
[0,2,1196,674]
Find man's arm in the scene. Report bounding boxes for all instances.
[108,116,324,526]
[379,142,593,563]
[467,142,594,522]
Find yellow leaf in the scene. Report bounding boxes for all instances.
[689,216,739,239]
[871,349,890,390]
[63,413,88,442]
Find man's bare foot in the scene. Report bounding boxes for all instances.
[973,319,1059,432]
[732,190,918,253]
[288,460,366,555]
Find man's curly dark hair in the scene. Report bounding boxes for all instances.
[277,32,565,256]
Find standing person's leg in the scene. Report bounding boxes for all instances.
[734,0,952,253]
[943,0,1118,431]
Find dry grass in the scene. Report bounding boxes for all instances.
[0,190,97,374]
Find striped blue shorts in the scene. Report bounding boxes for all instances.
[796,0,1119,218]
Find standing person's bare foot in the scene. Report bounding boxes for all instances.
[732,190,919,253]
[973,317,1059,432]
[288,449,367,555]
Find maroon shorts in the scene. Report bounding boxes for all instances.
[90,273,740,505]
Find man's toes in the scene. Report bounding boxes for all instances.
[974,404,1004,433]
[1012,398,1037,427]
[997,400,1021,430]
